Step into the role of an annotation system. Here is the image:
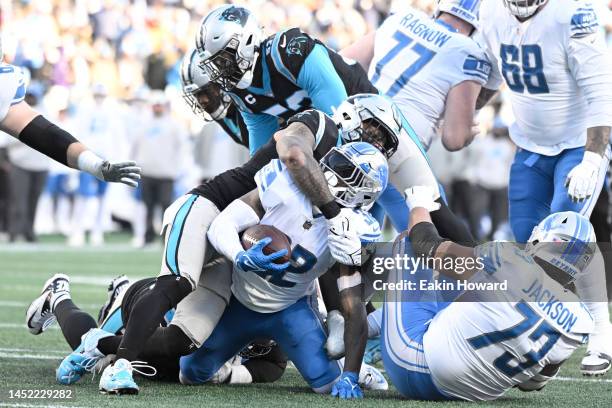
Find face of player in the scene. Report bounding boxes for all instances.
[152,103,167,117]
[360,119,395,158]
[194,82,224,115]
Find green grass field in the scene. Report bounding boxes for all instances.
[1,236,611,408]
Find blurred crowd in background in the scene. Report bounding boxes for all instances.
[0,0,611,246]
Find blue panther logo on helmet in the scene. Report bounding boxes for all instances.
[219,6,249,27]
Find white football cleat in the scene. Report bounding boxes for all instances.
[97,275,130,324]
[326,310,345,359]
[581,325,612,376]
[26,273,70,335]
[359,363,389,391]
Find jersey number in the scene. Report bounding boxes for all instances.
[467,301,561,377]
[370,30,436,98]
[500,44,549,94]
[252,244,317,288]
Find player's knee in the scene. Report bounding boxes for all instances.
[154,275,193,307]
[179,358,215,385]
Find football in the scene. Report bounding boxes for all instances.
[241,224,292,264]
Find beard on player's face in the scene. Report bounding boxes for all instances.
[360,119,393,158]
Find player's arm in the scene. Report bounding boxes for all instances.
[405,186,479,281]
[296,43,349,115]
[475,87,498,110]
[207,189,289,272]
[441,80,482,151]
[339,32,375,71]
[241,111,280,156]
[0,101,140,187]
[337,264,367,374]
[564,7,612,202]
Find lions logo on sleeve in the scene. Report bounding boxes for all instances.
[0,64,27,122]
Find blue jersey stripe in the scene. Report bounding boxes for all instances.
[165,195,198,276]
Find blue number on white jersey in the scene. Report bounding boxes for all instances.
[251,244,317,288]
[467,301,561,377]
[370,30,436,98]
[500,44,549,94]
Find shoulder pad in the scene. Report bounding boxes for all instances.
[270,28,316,83]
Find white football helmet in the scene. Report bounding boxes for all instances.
[180,48,231,121]
[525,211,597,285]
[195,5,263,91]
[435,0,481,29]
[334,94,402,159]
[503,0,548,19]
[320,142,389,209]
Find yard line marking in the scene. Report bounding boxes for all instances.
[555,376,612,383]
[0,301,100,309]
[0,243,161,252]
[0,351,60,360]
[0,347,66,354]
[0,323,59,330]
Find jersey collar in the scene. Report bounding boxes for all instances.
[434,19,459,33]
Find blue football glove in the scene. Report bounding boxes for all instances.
[235,237,290,274]
[331,371,363,399]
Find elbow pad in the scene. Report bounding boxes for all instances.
[18,115,78,166]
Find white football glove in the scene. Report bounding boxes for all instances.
[327,208,363,266]
[565,151,603,203]
[405,186,441,212]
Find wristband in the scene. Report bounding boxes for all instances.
[77,150,105,179]
[408,222,449,258]
[320,200,341,219]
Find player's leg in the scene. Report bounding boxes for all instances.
[178,297,258,385]
[381,236,454,400]
[269,296,341,394]
[508,149,555,243]
[551,146,612,375]
[106,195,218,374]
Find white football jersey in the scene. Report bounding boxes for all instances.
[424,242,593,401]
[478,0,612,155]
[0,63,26,123]
[370,9,491,149]
[232,159,381,313]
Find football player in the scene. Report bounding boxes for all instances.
[181,48,249,148]
[477,0,612,374]
[56,95,399,395]
[382,185,595,400]
[26,274,288,385]
[178,142,388,400]
[341,0,491,151]
[195,5,377,155]
[0,42,140,187]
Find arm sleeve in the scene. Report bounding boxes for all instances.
[451,44,493,88]
[242,111,280,156]
[0,65,26,123]
[207,199,260,261]
[566,6,612,128]
[296,44,349,115]
[472,31,503,91]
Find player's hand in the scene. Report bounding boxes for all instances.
[565,152,603,203]
[327,209,362,266]
[100,161,142,187]
[331,371,363,399]
[235,237,290,273]
[405,186,441,212]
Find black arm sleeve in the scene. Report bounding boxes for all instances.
[18,115,79,166]
[408,222,449,258]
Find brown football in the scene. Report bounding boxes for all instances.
[241,224,292,264]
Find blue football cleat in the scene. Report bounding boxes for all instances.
[99,359,156,395]
[56,328,113,385]
[364,337,382,364]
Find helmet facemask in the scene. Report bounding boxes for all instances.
[503,0,548,19]
[320,147,385,209]
[183,82,231,122]
[201,35,259,92]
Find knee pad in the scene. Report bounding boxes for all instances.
[154,275,193,307]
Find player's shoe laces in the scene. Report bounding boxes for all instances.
[56,328,113,385]
[580,351,612,376]
[26,273,71,335]
[99,359,156,395]
[359,363,388,391]
[97,275,130,324]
